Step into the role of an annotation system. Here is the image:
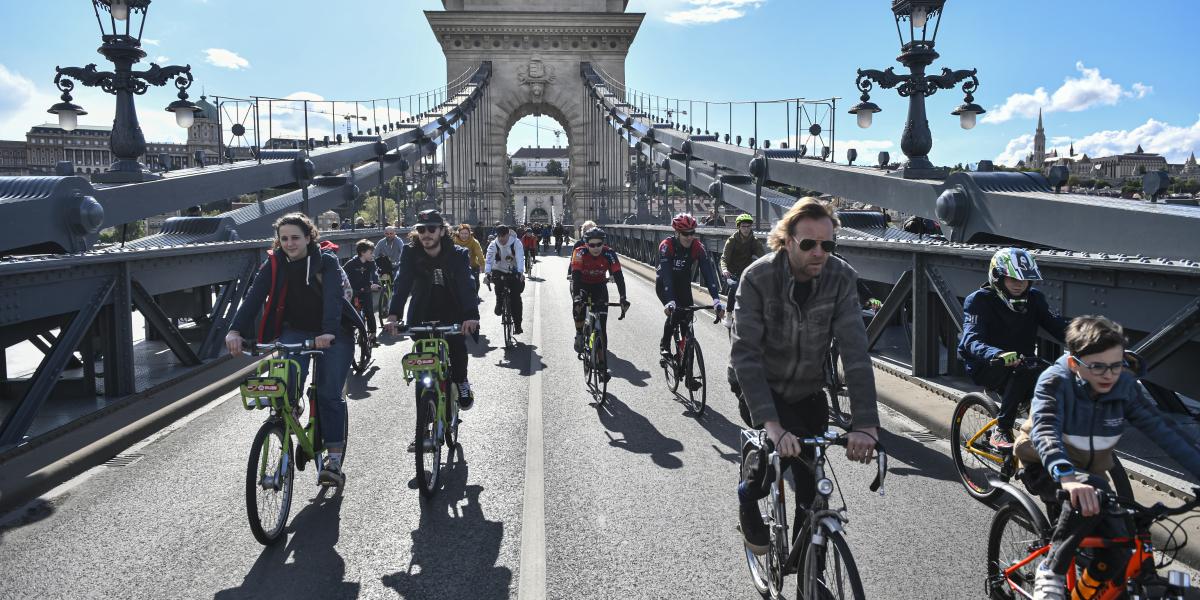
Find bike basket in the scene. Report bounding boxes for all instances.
[239,358,299,410]
[402,352,441,377]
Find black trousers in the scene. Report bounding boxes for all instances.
[739,394,831,518]
[1045,476,1129,581]
[972,362,1043,431]
[656,282,695,350]
[574,282,610,334]
[494,272,525,326]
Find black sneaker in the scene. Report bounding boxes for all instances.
[494,305,503,316]
[458,382,475,411]
[514,324,524,335]
[574,333,585,354]
[739,503,769,555]
[319,455,345,487]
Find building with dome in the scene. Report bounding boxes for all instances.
[1021,110,1196,184]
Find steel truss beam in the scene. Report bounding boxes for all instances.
[579,64,1200,261]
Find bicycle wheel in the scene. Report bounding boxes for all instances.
[592,329,608,404]
[502,294,514,349]
[414,389,441,497]
[986,501,1050,600]
[663,327,682,393]
[378,285,392,323]
[825,342,852,430]
[353,326,371,374]
[740,447,775,599]
[446,382,460,451]
[950,393,1004,501]
[799,529,867,600]
[685,341,707,416]
[246,420,294,546]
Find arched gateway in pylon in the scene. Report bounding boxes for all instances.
[427,0,643,225]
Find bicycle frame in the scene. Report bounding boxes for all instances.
[400,327,457,444]
[240,347,324,474]
[964,417,1006,465]
[768,440,847,576]
[1001,534,1157,599]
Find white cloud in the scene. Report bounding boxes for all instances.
[994,116,1200,166]
[204,48,250,70]
[660,0,765,25]
[982,62,1148,124]
[154,56,171,64]
[0,62,187,144]
[994,133,1035,167]
[142,38,161,46]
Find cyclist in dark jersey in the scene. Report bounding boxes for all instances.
[656,213,724,358]
[571,227,629,357]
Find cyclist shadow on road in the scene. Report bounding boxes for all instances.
[689,403,744,465]
[596,394,684,469]
[345,365,381,400]
[381,462,512,600]
[495,343,544,375]
[215,490,360,600]
[604,349,651,388]
[468,333,497,358]
[876,429,958,484]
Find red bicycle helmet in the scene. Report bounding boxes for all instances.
[671,213,698,231]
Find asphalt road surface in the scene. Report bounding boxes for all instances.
[0,252,1115,599]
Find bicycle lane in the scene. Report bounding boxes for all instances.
[0,271,536,599]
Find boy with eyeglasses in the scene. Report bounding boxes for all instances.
[1028,315,1200,600]
[655,213,724,362]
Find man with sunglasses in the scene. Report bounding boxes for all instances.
[731,198,879,556]
[655,213,724,361]
[720,213,766,328]
[570,228,630,360]
[484,224,526,335]
[385,209,481,412]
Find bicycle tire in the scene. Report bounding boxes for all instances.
[740,446,773,599]
[593,329,608,405]
[446,382,460,451]
[986,501,1050,600]
[825,342,852,430]
[415,389,441,497]
[799,528,867,600]
[686,341,707,416]
[377,285,392,323]
[950,393,1004,502]
[352,326,371,374]
[664,328,682,393]
[502,293,514,349]
[246,420,294,546]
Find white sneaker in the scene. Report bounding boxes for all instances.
[1032,562,1066,600]
[723,315,734,329]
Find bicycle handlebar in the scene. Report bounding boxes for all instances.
[244,339,325,357]
[668,304,723,324]
[987,355,1051,369]
[763,430,889,494]
[396,322,463,336]
[1055,487,1200,523]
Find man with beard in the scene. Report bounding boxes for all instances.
[385,209,481,412]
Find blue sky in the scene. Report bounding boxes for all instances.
[2,0,1197,167]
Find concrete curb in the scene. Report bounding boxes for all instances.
[0,355,257,515]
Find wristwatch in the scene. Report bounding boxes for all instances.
[1050,463,1076,483]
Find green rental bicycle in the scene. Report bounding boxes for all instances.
[397,322,465,497]
[239,340,349,545]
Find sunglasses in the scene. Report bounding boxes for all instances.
[415,225,441,234]
[587,242,604,248]
[678,230,696,237]
[1071,356,1127,377]
[794,237,836,253]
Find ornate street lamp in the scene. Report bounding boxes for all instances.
[847,0,983,179]
[50,0,201,183]
[468,178,479,223]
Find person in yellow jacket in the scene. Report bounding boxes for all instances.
[454,223,486,291]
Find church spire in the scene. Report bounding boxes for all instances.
[1033,108,1046,168]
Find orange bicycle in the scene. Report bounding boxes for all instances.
[987,488,1199,599]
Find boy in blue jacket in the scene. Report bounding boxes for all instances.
[1029,315,1200,600]
[958,247,1067,450]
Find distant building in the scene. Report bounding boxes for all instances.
[0,140,28,176]
[511,175,566,223]
[511,146,569,174]
[1024,112,1194,183]
[24,95,224,178]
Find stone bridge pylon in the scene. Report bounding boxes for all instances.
[427,0,643,225]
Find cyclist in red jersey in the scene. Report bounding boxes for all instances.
[571,227,629,356]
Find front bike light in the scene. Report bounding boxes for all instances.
[817,478,834,496]
[422,376,432,387]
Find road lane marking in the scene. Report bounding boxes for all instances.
[518,267,546,600]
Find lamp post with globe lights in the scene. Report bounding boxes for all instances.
[847,0,984,180]
[49,0,202,183]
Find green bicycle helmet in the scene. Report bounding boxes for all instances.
[988,247,1043,313]
[735,213,754,225]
